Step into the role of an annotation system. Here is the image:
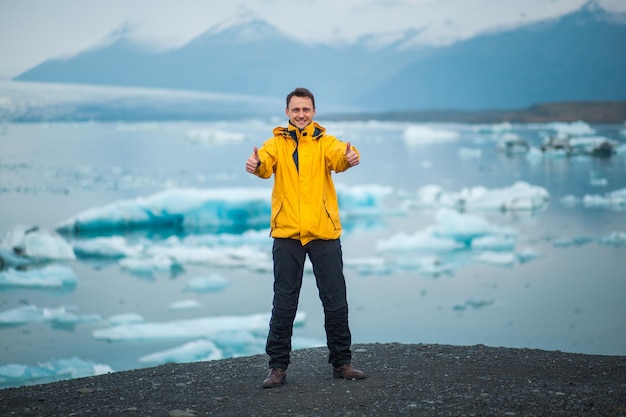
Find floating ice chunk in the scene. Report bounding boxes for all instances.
[0,357,114,388]
[453,299,494,311]
[516,247,542,263]
[583,187,626,209]
[145,244,272,272]
[0,265,78,289]
[169,299,202,310]
[292,336,326,350]
[598,231,626,247]
[183,274,230,293]
[92,311,306,341]
[396,256,455,277]
[1,225,75,261]
[377,228,465,252]
[475,122,513,134]
[474,251,517,267]
[525,147,544,161]
[55,185,390,235]
[183,229,272,247]
[139,339,224,364]
[344,257,393,275]
[413,182,549,212]
[0,305,101,326]
[497,133,530,154]
[56,187,272,233]
[433,209,518,243]
[463,182,549,211]
[119,255,183,277]
[403,124,460,145]
[0,247,31,270]
[458,147,482,159]
[569,136,618,156]
[377,210,517,256]
[547,120,595,136]
[72,236,143,258]
[471,235,517,251]
[107,313,144,325]
[185,129,246,145]
[336,184,393,213]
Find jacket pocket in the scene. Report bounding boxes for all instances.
[323,196,341,231]
[271,195,285,231]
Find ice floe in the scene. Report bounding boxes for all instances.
[0,265,78,289]
[408,182,549,212]
[0,358,114,388]
[183,274,230,293]
[0,305,100,326]
[92,311,306,341]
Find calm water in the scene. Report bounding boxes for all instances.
[1,120,625,385]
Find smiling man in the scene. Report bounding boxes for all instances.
[245,87,365,388]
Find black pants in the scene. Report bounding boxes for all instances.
[266,238,352,369]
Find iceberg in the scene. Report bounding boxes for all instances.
[403,124,460,145]
[145,244,271,270]
[1,226,75,267]
[139,339,223,364]
[183,274,230,293]
[0,305,101,326]
[598,231,626,247]
[55,185,394,235]
[336,184,394,215]
[106,313,145,325]
[452,299,494,311]
[118,255,184,278]
[92,311,306,341]
[411,182,549,212]
[547,120,595,136]
[373,209,527,275]
[0,357,114,388]
[376,228,466,253]
[55,188,272,234]
[0,265,78,289]
[169,299,202,310]
[474,251,518,267]
[72,236,143,258]
[431,209,518,243]
[185,129,246,145]
[583,187,626,210]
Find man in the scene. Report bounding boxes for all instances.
[245,87,366,388]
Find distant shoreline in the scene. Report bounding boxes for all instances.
[323,101,626,124]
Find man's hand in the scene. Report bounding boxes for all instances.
[246,147,260,173]
[345,142,360,166]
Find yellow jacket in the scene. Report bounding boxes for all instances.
[253,121,358,245]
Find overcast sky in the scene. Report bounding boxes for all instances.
[1,0,624,79]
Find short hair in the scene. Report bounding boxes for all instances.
[286,87,315,109]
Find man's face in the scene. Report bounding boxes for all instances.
[286,96,315,130]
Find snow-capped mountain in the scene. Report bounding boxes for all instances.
[13,2,626,112]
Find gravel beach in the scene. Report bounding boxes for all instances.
[1,343,625,417]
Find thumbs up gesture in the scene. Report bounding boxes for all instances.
[345,142,360,167]
[246,147,260,173]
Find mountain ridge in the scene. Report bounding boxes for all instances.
[13,2,626,112]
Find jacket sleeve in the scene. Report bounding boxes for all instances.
[254,137,277,179]
[325,135,359,173]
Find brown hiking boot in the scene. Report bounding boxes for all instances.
[332,364,366,380]
[262,368,286,388]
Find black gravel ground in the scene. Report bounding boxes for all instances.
[1,343,625,417]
